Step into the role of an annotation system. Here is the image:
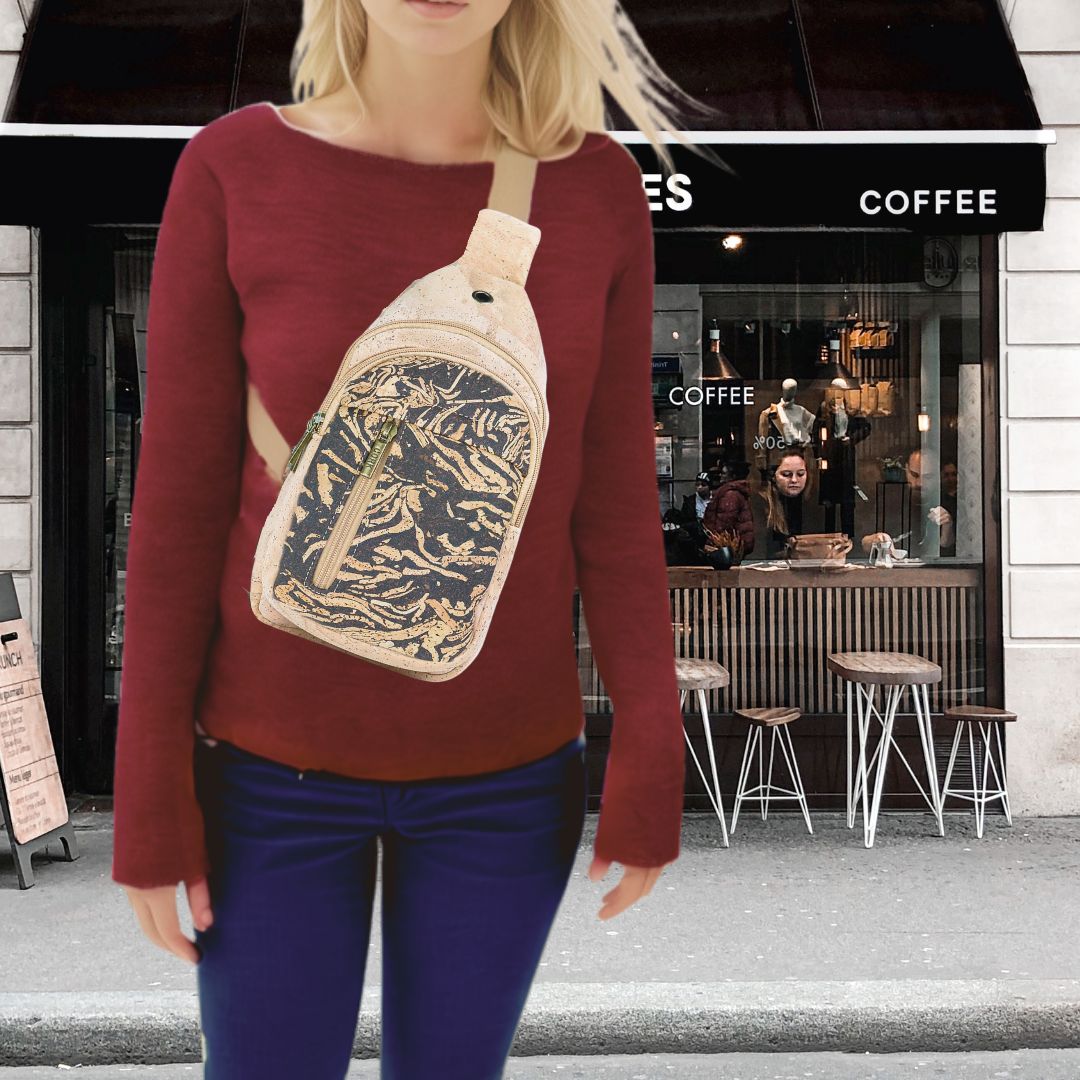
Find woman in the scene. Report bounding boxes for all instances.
[761,451,809,558]
[110,1,721,1076]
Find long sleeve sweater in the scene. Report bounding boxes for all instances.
[110,102,685,889]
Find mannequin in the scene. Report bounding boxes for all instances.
[814,378,871,538]
[755,379,815,475]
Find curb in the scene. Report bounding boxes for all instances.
[2,981,1079,1065]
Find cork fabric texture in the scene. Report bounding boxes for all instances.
[371,260,547,401]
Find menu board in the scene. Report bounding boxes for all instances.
[0,577,68,845]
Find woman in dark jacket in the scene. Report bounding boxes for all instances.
[702,467,756,556]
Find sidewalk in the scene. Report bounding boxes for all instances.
[1,807,1079,1066]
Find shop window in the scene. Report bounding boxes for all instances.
[654,232,984,569]
[576,231,992,807]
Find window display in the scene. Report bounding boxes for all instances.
[654,232,984,570]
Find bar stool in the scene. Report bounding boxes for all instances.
[731,707,813,835]
[675,657,731,848]
[941,705,1016,838]
[826,651,946,847]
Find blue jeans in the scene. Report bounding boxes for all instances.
[192,730,588,1080]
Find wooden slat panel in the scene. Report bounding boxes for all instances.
[578,576,982,721]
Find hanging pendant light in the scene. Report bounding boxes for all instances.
[814,332,856,389]
[703,319,741,380]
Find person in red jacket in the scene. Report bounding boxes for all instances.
[702,461,756,557]
[109,1,730,1077]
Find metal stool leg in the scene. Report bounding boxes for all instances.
[853,683,891,823]
[697,688,730,847]
[680,687,729,847]
[761,726,778,821]
[965,721,984,838]
[852,681,876,838]
[976,720,995,838]
[681,694,725,833]
[941,722,964,804]
[845,681,854,827]
[731,722,758,834]
[974,718,1012,837]
[911,681,945,836]
[991,720,1013,825]
[775,722,813,835]
[967,721,989,836]
[866,682,903,847]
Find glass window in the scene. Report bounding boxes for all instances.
[655,232,983,569]
[576,230,992,808]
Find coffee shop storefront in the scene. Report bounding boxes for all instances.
[571,0,1050,809]
[0,0,1051,809]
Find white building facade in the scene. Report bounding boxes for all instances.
[999,0,1080,812]
[0,0,1077,809]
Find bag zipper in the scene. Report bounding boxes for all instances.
[285,412,326,474]
[283,344,428,478]
[311,414,401,590]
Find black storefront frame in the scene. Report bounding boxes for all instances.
[40,225,116,793]
[980,232,1004,710]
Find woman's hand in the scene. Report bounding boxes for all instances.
[122,877,214,966]
[588,856,667,920]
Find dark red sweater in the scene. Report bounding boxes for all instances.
[111,102,685,888]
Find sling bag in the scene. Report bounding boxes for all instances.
[247,139,547,682]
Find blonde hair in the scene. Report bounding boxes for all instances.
[285,0,728,175]
[760,451,809,535]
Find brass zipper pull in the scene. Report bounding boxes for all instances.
[360,416,400,476]
[286,411,325,474]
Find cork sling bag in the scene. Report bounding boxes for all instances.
[247,140,548,681]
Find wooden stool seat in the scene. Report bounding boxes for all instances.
[827,650,942,686]
[675,657,731,690]
[734,706,801,727]
[943,705,1017,723]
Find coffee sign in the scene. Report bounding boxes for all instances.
[629,141,1046,232]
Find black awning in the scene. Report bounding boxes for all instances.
[0,0,1049,230]
[617,0,1043,132]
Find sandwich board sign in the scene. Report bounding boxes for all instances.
[0,572,78,887]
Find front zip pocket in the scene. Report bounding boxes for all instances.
[307,411,525,593]
[273,355,536,663]
[311,414,400,590]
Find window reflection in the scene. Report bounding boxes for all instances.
[656,232,983,568]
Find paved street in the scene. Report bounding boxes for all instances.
[2,810,1079,1067]
[5,1050,1080,1078]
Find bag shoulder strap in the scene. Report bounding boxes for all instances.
[247,139,538,486]
[485,140,538,222]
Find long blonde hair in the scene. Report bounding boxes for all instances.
[285,0,727,175]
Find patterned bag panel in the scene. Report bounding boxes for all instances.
[270,356,536,665]
[336,356,537,469]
